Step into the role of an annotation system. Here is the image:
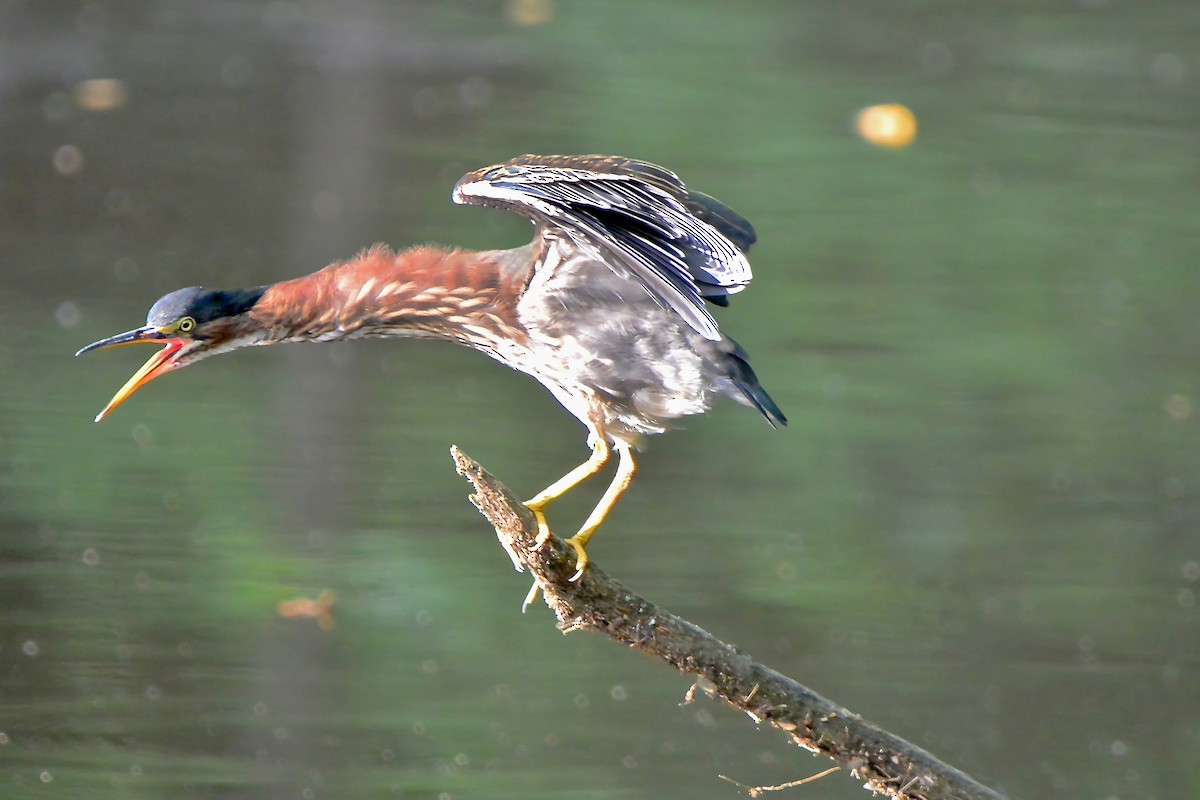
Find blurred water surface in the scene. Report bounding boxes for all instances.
[2,2,1198,798]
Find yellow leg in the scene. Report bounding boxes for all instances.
[522,444,636,611]
[525,434,610,546]
[564,441,637,581]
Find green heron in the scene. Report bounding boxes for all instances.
[77,154,785,578]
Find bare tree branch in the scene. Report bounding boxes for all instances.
[451,446,1008,800]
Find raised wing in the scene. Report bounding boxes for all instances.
[452,154,757,341]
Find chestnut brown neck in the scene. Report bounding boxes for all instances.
[250,245,528,351]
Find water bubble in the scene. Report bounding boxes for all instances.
[132,423,154,450]
[55,301,82,329]
[74,78,128,112]
[1165,394,1192,422]
[505,0,554,26]
[919,42,953,76]
[458,76,492,111]
[1150,52,1185,87]
[114,256,140,281]
[855,104,918,149]
[53,144,84,175]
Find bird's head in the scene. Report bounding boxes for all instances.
[76,285,267,422]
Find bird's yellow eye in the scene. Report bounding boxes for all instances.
[177,316,196,333]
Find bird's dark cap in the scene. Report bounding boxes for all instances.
[146,286,267,327]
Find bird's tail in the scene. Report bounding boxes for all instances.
[726,340,787,428]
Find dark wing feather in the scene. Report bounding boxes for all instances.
[452,154,757,341]
[683,190,757,252]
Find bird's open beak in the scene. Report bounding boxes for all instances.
[76,326,189,422]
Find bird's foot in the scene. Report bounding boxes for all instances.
[563,534,590,582]
[525,502,553,547]
[517,505,592,609]
[521,503,552,611]
[520,532,589,611]
[521,580,543,613]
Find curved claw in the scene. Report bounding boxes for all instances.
[521,502,553,612]
[525,502,553,547]
[563,536,589,582]
[527,502,591,580]
[521,580,543,613]
[520,532,589,612]
[519,505,592,610]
